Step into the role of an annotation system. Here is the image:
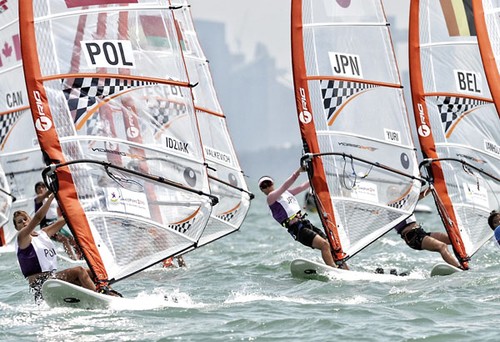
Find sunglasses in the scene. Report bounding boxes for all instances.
[260,181,273,189]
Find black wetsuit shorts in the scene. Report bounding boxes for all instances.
[401,226,430,250]
[287,219,326,248]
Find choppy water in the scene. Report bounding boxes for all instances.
[1,189,499,342]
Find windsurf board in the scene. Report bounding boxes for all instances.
[290,258,407,282]
[42,279,122,309]
[430,263,462,277]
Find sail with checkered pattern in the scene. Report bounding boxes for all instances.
[19,0,218,285]
[170,0,253,250]
[409,0,500,269]
[0,0,45,248]
[291,0,422,265]
[473,0,500,115]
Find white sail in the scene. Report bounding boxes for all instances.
[170,1,253,248]
[291,0,422,264]
[19,1,217,284]
[409,0,500,268]
[0,0,44,247]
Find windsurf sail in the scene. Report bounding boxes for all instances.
[409,0,500,269]
[0,0,45,247]
[472,0,500,115]
[291,0,423,265]
[170,0,253,248]
[19,1,218,286]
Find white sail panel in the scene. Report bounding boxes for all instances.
[20,1,215,283]
[292,0,422,262]
[171,1,253,247]
[409,0,500,267]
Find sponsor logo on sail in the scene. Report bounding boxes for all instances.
[33,91,53,131]
[91,147,126,156]
[81,40,135,69]
[298,88,312,124]
[338,141,377,152]
[417,103,430,137]
[456,153,485,164]
[125,110,139,139]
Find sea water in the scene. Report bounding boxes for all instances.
[1,188,499,342]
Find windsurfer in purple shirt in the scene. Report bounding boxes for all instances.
[259,166,337,268]
[14,192,96,303]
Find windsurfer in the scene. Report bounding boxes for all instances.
[14,193,96,303]
[259,166,337,268]
[392,187,461,268]
[487,210,500,247]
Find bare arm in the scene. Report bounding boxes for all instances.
[34,189,50,205]
[419,185,431,200]
[17,193,56,249]
[267,166,305,205]
[289,181,310,196]
[42,217,66,238]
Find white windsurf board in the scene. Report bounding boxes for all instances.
[42,279,122,309]
[430,263,462,277]
[290,258,407,282]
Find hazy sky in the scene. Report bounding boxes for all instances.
[189,0,411,72]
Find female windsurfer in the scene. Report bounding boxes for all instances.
[259,166,338,268]
[14,192,96,303]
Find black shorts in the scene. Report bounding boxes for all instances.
[287,219,326,248]
[401,226,430,250]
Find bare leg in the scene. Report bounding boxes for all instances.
[56,266,96,291]
[311,235,335,267]
[422,235,461,268]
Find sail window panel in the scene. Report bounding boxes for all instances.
[303,26,399,85]
[420,45,491,98]
[189,61,222,114]
[432,156,497,256]
[87,214,207,281]
[310,81,415,150]
[33,8,189,83]
[301,0,383,25]
[320,156,416,256]
[316,131,420,183]
[57,81,206,163]
[197,113,238,169]
[172,4,206,59]
[483,3,500,61]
